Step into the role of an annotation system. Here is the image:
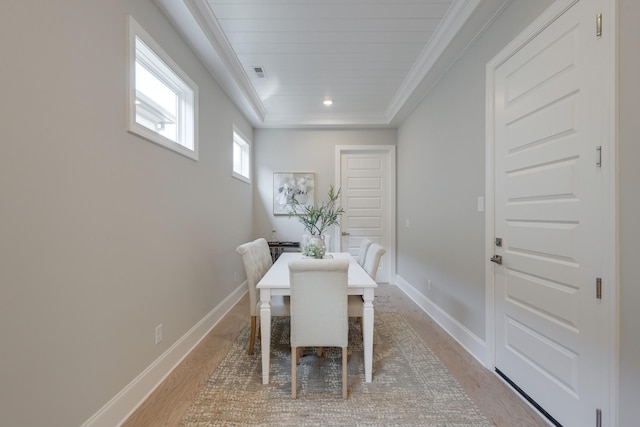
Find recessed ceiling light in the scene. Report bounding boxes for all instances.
[323,99,333,106]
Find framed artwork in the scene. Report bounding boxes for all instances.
[273,172,314,215]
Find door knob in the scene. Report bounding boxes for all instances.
[490,255,503,265]
[341,231,350,236]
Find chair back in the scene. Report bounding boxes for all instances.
[357,238,373,266]
[289,259,349,348]
[363,243,386,281]
[236,238,273,316]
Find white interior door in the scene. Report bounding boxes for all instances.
[490,1,607,426]
[336,146,395,283]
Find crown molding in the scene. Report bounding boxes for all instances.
[385,0,482,123]
[388,0,513,126]
[154,0,266,126]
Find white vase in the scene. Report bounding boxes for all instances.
[322,233,330,251]
[308,234,326,258]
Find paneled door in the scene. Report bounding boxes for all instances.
[489,0,609,425]
[336,146,395,283]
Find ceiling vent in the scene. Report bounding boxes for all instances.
[252,66,267,78]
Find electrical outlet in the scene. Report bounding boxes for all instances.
[427,280,432,291]
[155,324,163,345]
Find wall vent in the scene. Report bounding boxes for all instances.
[252,66,266,78]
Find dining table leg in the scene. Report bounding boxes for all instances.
[259,288,272,384]
[362,288,375,383]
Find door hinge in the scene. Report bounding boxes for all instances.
[596,146,602,167]
[596,277,602,299]
[596,13,602,37]
[596,408,602,427]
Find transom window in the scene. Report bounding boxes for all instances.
[233,128,251,183]
[128,16,198,160]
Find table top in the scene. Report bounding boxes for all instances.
[257,252,378,290]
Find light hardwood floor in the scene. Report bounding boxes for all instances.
[123,284,548,426]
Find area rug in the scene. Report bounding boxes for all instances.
[180,295,491,426]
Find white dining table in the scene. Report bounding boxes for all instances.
[256,252,378,384]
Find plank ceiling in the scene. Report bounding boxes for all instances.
[155,0,506,128]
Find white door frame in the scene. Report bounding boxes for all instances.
[335,145,396,283]
[484,0,618,424]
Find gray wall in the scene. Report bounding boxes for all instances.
[253,129,396,245]
[396,0,555,340]
[0,1,253,426]
[619,0,640,424]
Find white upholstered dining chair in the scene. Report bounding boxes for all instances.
[236,238,290,355]
[289,259,349,399]
[363,243,386,281]
[348,240,378,327]
[357,238,373,267]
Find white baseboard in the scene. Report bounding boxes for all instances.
[84,276,485,426]
[81,283,247,427]
[394,275,487,366]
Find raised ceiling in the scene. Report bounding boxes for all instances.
[155,0,507,128]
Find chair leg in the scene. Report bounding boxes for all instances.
[291,346,297,399]
[248,316,256,355]
[317,346,323,357]
[342,346,348,399]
